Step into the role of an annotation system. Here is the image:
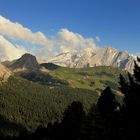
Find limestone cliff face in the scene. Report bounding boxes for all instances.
[0,63,11,81]
[48,47,136,73]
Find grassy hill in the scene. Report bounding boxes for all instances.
[17,64,123,92]
[46,65,123,91]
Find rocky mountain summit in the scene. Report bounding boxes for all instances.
[48,47,136,73]
[8,53,40,72]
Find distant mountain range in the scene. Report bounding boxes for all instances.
[0,51,124,97]
[0,47,138,77]
[48,47,136,73]
[0,51,124,90]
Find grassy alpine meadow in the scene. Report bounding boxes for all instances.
[48,66,123,91]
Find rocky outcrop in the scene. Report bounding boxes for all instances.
[0,63,11,81]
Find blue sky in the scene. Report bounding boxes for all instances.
[0,0,140,57]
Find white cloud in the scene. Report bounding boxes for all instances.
[0,15,48,47]
[36,28,97,58]
[0,16,99,61]
[60,45,72,53]
[58,29,97,52]
[0,35,26,61]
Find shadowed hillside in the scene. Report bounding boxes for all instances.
[0,75,98,137]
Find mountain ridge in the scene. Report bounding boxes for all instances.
[48,47,136,73]
[1,47,137,74]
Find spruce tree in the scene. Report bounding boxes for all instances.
[60,101,85,140]
[119,57,140,140]
[97,86,118,116]
[94,87,119,140]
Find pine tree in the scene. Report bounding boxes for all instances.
[60,101,85,140]
[97,86,118,116]
[95,87,119,140]
[119,57,140,140]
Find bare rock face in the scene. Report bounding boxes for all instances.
[9,53,40,72]
[48,47,136,73]
[0,63,11,81]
